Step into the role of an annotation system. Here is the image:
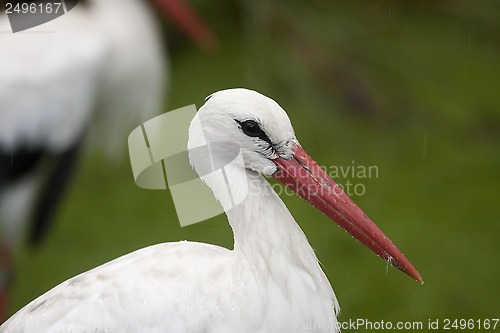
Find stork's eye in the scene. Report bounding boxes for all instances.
[239,120,263,137]
[235,119,273,146]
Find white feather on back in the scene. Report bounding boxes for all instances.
[0,0,166,154]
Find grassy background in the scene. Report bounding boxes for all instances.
[9,0,500,330]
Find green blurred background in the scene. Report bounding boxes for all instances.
[10,0,500,329]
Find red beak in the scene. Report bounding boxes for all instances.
[148,0,217,50]
[272,143,423,284]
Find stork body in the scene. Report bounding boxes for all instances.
[0,0,217,321]
[1,184,337,332]
[0,0,166,156]
[1,89,421,332]
[0,1,167,238]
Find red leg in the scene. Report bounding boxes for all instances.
[0,243,12,323]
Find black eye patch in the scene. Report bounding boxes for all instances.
[235,119,273,145]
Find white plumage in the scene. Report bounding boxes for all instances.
[1,89,421,332]
[0,0,166,155]
[0,0,168,321]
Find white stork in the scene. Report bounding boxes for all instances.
[0,89,422,332]
[0,0,214,321]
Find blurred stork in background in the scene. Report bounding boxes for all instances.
[0,0,215,321]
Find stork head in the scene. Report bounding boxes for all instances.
[189,88,297,176]
[189,88,423,283]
